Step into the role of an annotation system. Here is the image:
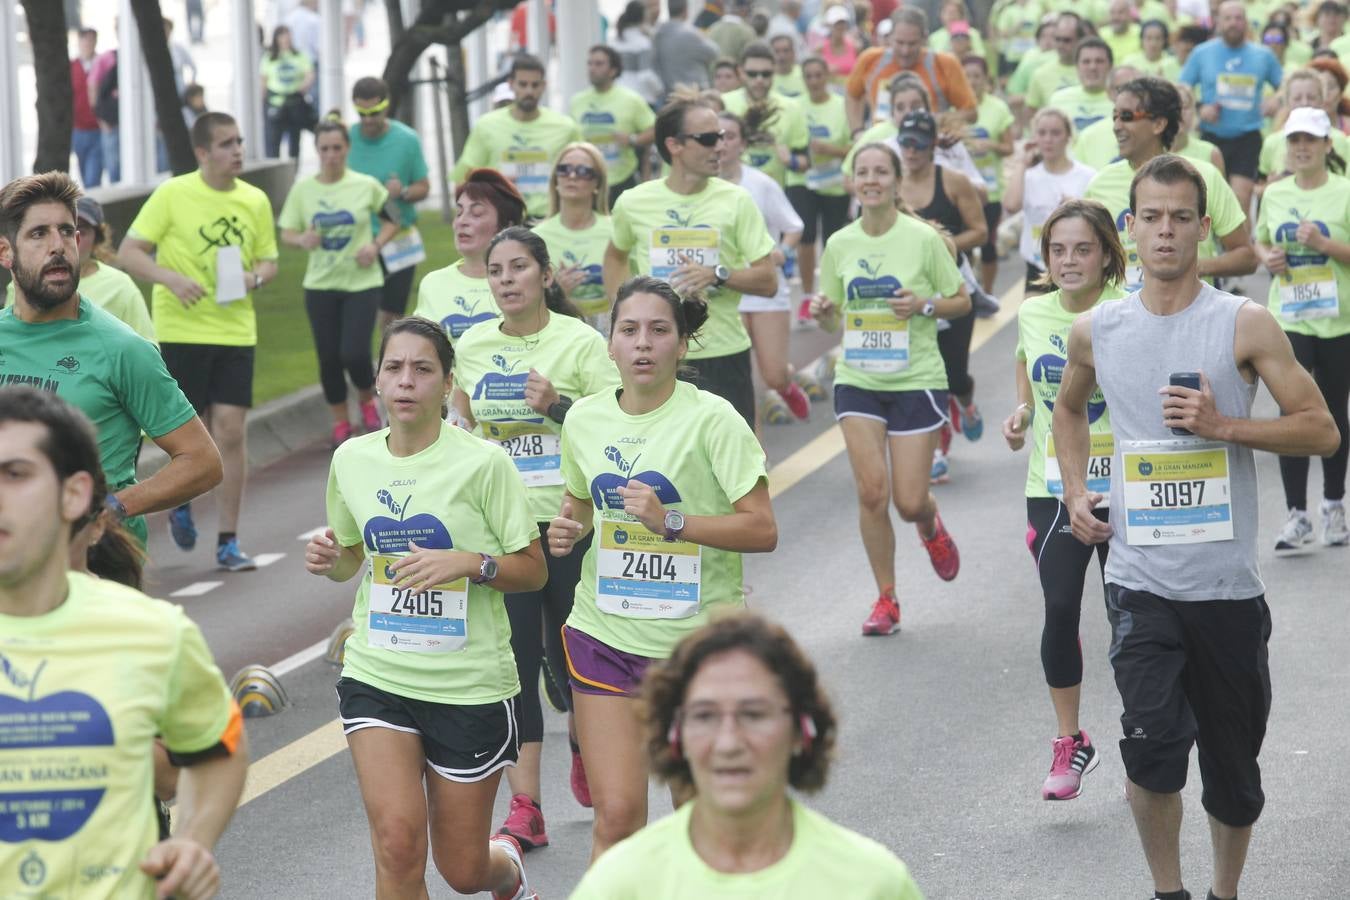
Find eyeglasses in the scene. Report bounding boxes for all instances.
[1112,109,1156,123]
[679,704,792,738]
[355,98,390,118]
[556,163,599,180]
[1054,35,1075,43]
[679,130,726,147]
[743,69,775,79]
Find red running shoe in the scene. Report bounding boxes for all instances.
[570,741,592,808]
[861,589,901,635]
[360,400,382,433]
[497,793,549,850]
[920,514,960,581]
[781,381,811,421]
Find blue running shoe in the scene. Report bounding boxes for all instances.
[930,450,950,484]
[958,402,984,442]
[216,538,258,572]
[168,503,197,551]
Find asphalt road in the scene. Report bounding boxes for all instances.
[139,267,1350,899]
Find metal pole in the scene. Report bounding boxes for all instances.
[467,26,489,121]
[319,0,345,117]
[119,1,155,183]
[0,0,23,184]
[231,0,262,161]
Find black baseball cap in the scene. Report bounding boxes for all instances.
[897,111,936,150]
[76,196,104,228]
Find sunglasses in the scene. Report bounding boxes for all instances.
[556,163,599,180]
[679,130,726,147]
[355,99,390,118]
[744,69,775,79]
[1112,109,1156,123]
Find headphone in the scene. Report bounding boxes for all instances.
[667,712,818,759]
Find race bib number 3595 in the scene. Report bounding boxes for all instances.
[368,554,468,652]
[595,518,701,619]
[1121,441,1233,545]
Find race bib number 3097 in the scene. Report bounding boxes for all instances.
[1121,441,1233,545]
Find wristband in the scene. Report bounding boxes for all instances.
[105,493,128,522]
[547,395,574,424]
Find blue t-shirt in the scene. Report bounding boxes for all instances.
[1179,40,1281,138]
[346,119,429,229]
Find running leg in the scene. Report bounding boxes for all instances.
[346,727,433,899]
[572,691,649,862]
[304,289,350,423]
[209,403,248,533]
[341,287,380,408]
[501,591,545,810]
[839,415,896,591]
[425,769,522,895]
[887,430,939,535]
[744,310,792,394]
[1278,331,1316,511]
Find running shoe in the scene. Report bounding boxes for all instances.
[919,514,959,581]
[489,833,539,899]
[1322,500,1349,547]
[861,589,900,636]
[781,381,811,421]
[763,391,793,425]
[497,793,549,851]
[1274,508,1314,553]
[957,401,984,442]
[332,421,354,448]
[570,740,593,808]
[216,538,258,572]
[970,286,1001,319]
[168,503,197,552]
[930,449,950,485]
[794,367,827,402]
[360,400,382,433]
[797,295,816,324]
[1042,732,1100,800]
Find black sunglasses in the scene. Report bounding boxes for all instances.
[1112,109,1156,123]
[556,163,599,180]
[679,130,726,147]
[744,69,775,79]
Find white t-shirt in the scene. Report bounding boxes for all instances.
[729,166,804,308]
[1020,159,1097,269]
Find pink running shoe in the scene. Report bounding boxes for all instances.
[919,514,960,581]
[489,833,539,900]
[497,793,549,850]
[570,742,593,808]
[797,295,815,323]
[781,381,811,421]
[1041,732,1100,801]
[331,420,354,448]
[360,400,382,433]
[861,590,901,635]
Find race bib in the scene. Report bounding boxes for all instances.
[367,554,468,652]
[502,147,550,194]
[649,227,720,281]
[1123,247,1144,292]
[482,421,562,487]
[1045,432,1114,503]
[1121,440,1233,545]
[379,226,427,274]
[595,518,701,619]
[1030,223,1044,267]
[806,162,845,192]
[1215,72,1256,111]
[844,310,909,373]
[1278,264,1339,321]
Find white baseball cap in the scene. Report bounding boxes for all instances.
[1284,106,1332,138]
[825,5,850,25]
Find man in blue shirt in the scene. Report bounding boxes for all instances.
[1179,0,1282,219]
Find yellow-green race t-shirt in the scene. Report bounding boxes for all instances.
[569,85,656,187]
[531,213,615,317]
[1046,84,1114,133]
[451,106,581,218]
[721,88,810,187]
[802,92,852,197]
[278,169,390,292]
[1258,128,1350,180]
[413,259,499,345]
[126,171,278,346]
[1255,173,1350,338]
[326,422,539,703]
[970,93,1016,202]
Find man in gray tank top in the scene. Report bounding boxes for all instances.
[1051,155,1339,900]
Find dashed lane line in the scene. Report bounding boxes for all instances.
[170,581,223,598]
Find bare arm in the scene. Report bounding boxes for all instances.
[1209,145,1226,176]
[945,170,989,254]
[118,236,206,304]
[1051,313,1113,543]
[117,418,223,517]
[1002,152,1031,214]
[1002,361,1034,451]
[620,478,777,552]
[725,253,778,298]
[169,732,249,849]
[846,93,866,133]
[1294,220,1350,267]
[1196,222,1257,278]
[451,387,476,430]
[603,240,630,302]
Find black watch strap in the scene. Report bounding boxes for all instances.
[547,395,574,424]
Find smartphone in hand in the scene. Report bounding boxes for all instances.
[1169,371,1202,436]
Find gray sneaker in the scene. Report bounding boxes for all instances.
[1322,501,1349,547]
[1275,508,1314,553]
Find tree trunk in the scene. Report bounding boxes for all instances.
[443,45,470,158]
[19,0,73,174]
[129,0,196,175]
[382,0,516,119]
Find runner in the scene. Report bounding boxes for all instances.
[791,55,852,308]
[569,45,656,207]
[810,142,966,636]
[1070,65,1144,170]
[1046,37,1115,132]
[0,385,247,900]
[571,613,924,898]
[346,76,431,331]
[720,42,810,187]
[0,172,221,549]
[305,317,547,899]
[279,116,399,447]
[532,143,615,333]
[1253,106,1350,550]
[451,227,621,850]
[717,110,812,426]
[844,7,978,130]
[119,112,277,571]
[413,169,527,346]
[603,97,777,429]
[1026,14,1088,115]
[454,54,582,220]
[1004,108,1098,295]
[962,55,1016,294]
[1002,198,1126,801]
[1173,85,1227,173]
[1121,20,1183,81]
[1257,69,1350,184]
[547,276,777,861]
[1052,152,1339,900]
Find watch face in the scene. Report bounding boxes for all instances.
[481,557,499,580]
[666,510,685,530]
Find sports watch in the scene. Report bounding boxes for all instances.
[920,300,936,317]
[712,264,731,287]
[663,510,686,542]
[470,553,499,584]
[105,493,128,522]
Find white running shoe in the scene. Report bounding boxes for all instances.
[1274,508,1314,553]
[1322,500,1349,547]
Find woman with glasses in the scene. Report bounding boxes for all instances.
[532,143,614,334]
[572,613,923,898]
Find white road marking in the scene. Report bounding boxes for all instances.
[170,581,223,598]
[297,526,327,542]
[271,638,330,677]
[252,553,286,568]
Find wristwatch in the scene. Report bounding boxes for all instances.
[547,395,574,425]
[663,510,686,542]
[470,553,499,584]
[712,264,731,287]
[920,300,936,317]
[105,493,128,522]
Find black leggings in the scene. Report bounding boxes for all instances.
[506,522,592,744]
[938,306,977,400]
[1279,330,1350,509]
[1026,497,1109,689]
[304,288,379,406]
[786,185,851,245]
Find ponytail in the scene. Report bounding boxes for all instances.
[1329,147,1347,175]
[87,521,148,590]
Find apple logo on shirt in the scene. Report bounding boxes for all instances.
[847,257,901,300]
[1275,215,1331,266]
[1033,332,1107,422]
[589,445,683,510]
[561,250,603,292]
[312,207,357,252]
[443,295,500,339]
[471,355,543,423]
[364,490,453,553]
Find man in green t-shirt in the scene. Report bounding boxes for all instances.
[119,112,278,572]
[721,42,810,187]
[1047,37,1116,132]
[1027,12,1087,111]
[0,171,221,549]
[570,45,656,206]
[769,33,807,98]
[453,54,582,219]
[347,76,431,331]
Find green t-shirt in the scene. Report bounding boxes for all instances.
[1027,60,1079,109]
[931,27,987,59]
[0,572,235,900]
[1015,286,1123,497]
[842,121,896,173]
[1258,128,1350,180]
[572,799,925,900]
[413,259,499,345]
[1255,173,1350,338]
[802,92,853,197]
[278,170,390,291]
[453,312,620,521]
[1137,0,1175,26]
[1071,116,1120,169]
[126,171,278,346]
[531,213,615,317]
[5,263,156,342]
[347,119,429,230]
[721,88,810,187]
[610,177,775,359]
[326,422,537,703]
[1084,156,1245,291]
[1174,135,1218,168]
[1102,25,1141,66]
[1120,51,1182,82]
[1047,84,1114,132]
[560,381,767,658]
[569,84,656,187]
[992,0,1044,64]
[259,49,311,102]
[1007,46,1054,98]
[819,214,964,392]
[773,65,807,99]
[970,94,1016,202]
[452,106,582,218]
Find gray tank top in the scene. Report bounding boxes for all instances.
[1091,282,1264,601]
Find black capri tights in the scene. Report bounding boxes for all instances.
[304,288,379,406]
[1026,497,1108,689]
[505,523,591,744]
[786,185,851,245]
[938,306,977,400]
[1279,331,1350,509]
